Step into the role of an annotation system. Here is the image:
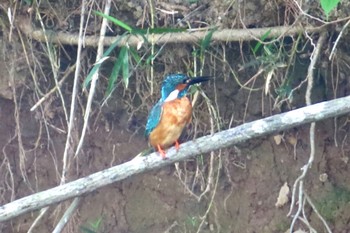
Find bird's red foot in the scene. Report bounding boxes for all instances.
[175,140,180,151]
[157,144,167,159]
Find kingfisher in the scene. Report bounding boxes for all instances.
[145,74,209,158]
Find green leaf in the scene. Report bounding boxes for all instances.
[188,85,200,95]
[94,11,133,32]
[23,0,33,5]
[145,53,156,65]
[83,34,126,88]
[105,46,128,96]
[106,59,122,95]
[89,217,102,230]
[320,0,340,17]
[94,11,186,35]
[122,47,129,88]
[253,29,272,55]
[129,47,141,64]
[79,226,96,233]
[201,29,215,53]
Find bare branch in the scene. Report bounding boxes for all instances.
[75,0,112,157]
[0,95,350,222]
[15,14,326,47]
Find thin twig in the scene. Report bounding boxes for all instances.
[196,152,222,233]
[75,0,112,157]
[148,0,155,95]
[30,63,77,112]
[50,1,87,232]
[8,58,31,190]
[61,0,87,185]
[290,180,304,231]
[52,198,80,233]
[291,0,327,24]
[27,207,50,233]
[305,192,332,233]
[329,19,350,60]
[34,10,69,124]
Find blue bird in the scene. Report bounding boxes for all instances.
[145,74,209,158]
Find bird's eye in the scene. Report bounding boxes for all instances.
[183,79,189,84]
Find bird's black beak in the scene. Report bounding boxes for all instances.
[186,76,210,86]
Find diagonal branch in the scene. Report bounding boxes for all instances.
[1,95,350,222]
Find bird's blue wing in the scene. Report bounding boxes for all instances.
[145,100,163,138]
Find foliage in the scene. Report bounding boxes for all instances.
[83,35,125,89]
[246,32,307,104]
[80,217,103,233]
[186,215,199,228]
[84,11,188,98]
[94,11,133,33]
[22,0,33,5]
[200,28,215,62]
[252,29,272,56]
[247,34,288,96]
[107,46,129,93]
[95,11,186,35]
[189,28,215,92]
[320,0,341,18]
[192,28,215,66]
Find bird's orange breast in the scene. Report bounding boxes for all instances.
[149,97,192,149]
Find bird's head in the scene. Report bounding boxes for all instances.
[160,74,209,102]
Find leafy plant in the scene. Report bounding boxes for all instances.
[186,216,199,228]
[276,79,293,99]
[83,11,134,95]
[95,11,186,35]
[248,37,285,71]
[320,0,341,19]
[84,11,188,98]
[94,11,133,33]
[106,46,129,95]
[83,36,125,89]
[22,0,33,5]
[200,28,216,61]
[189,27,216,78]
[252,29,272,56]
[80,217,103,233]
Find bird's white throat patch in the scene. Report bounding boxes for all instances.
[164,89,180,102]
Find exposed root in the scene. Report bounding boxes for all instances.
[288,31,329,232]
[195,152,222,233]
